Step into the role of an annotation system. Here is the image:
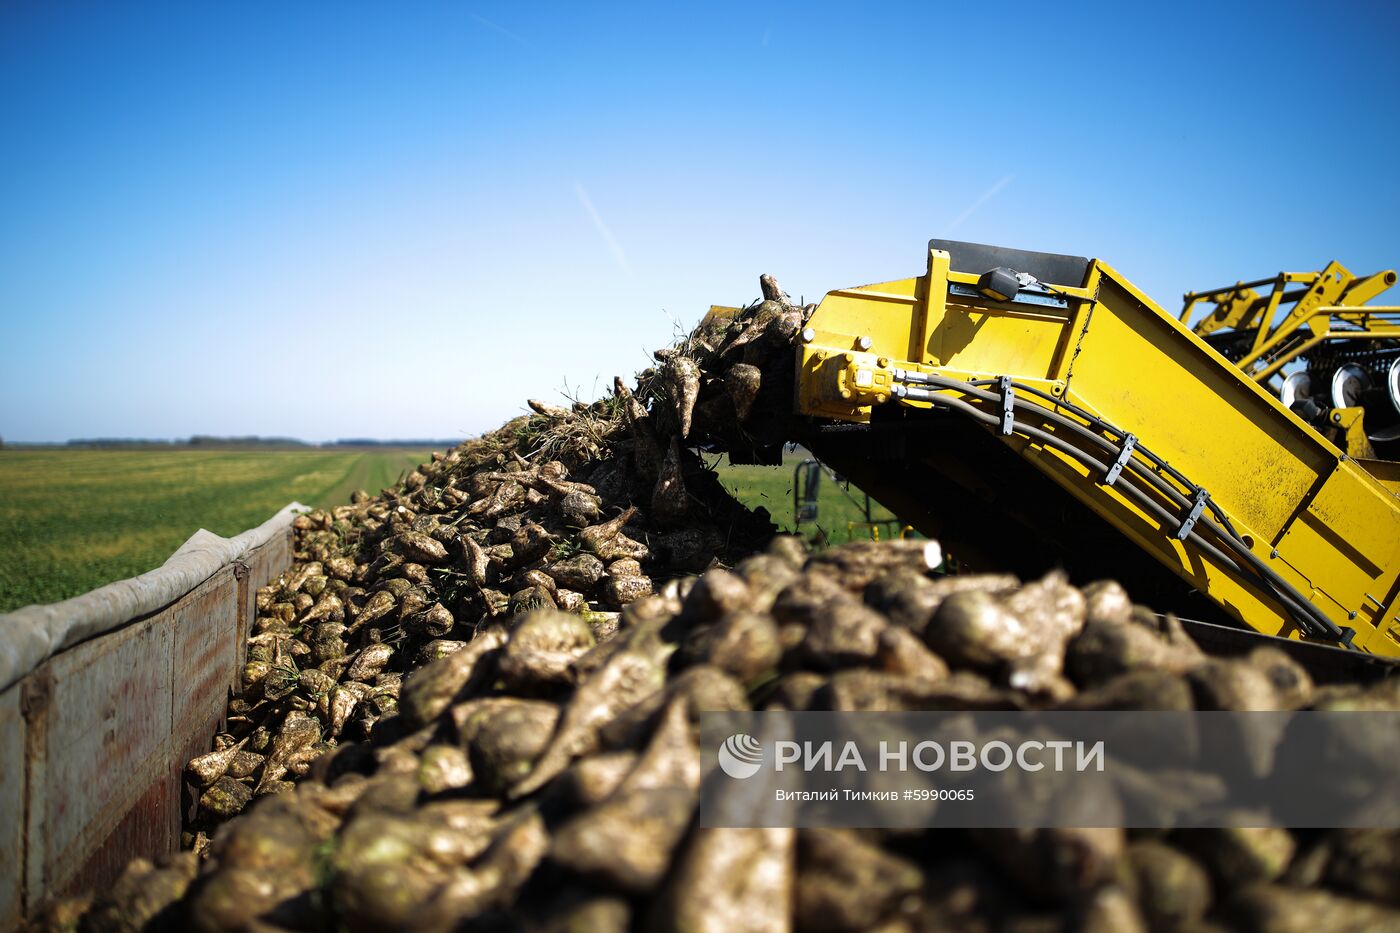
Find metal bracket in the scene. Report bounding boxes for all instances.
[998,376,1015,435]
[1176,488,1209,540]
[948,281,1069,310]
[1105,433,1137,487]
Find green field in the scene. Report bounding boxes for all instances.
[0,448,430,611]
[0,447,897,612]
[714,452,900,544]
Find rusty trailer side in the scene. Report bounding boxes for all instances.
[0,517,293,925]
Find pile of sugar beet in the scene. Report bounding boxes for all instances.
[46,279,1400,933]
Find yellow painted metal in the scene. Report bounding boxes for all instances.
[844,520,917,542]
[1326,407,1378,460]
[1242,308,1400,382]
[1344,270,1400,306]
[699,304,744,330]
[1246,261,1351,359]
[796,245,1400,656]
[1186,284,1262,337]
[1183,266,1400,384]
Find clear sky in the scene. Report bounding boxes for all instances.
[2,1,1398,443]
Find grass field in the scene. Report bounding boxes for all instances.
[0,447,898,612]
[713,452,900,544]
[0,448,430,611]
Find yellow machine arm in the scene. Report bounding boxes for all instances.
[794,241,1400,657]
[1182,266,1400,459]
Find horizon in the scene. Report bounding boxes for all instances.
[0,435,466,446]
[4,1,1399,443]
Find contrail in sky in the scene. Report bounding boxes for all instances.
[468,12,532,47]
[575,184,631,275]
[947,175,1014,233]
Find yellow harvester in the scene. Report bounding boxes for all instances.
[787,240,1400,661]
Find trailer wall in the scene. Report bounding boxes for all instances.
[0,507,300,923]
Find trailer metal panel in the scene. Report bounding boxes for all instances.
[0,685,23,929]
[0,509,298,920]
[40,614,174,898]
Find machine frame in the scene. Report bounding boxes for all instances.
[794,241,1400,656]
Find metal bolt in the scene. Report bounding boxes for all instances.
[856,335,873,351]
[1332,412,1342,423]
[839,388,852,399]
[1270,549,1278,559]
[1348,611,1357,620]
[877,357,890,367]
[801,327,816,343]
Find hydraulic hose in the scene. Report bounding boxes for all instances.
[889,373,1351,645]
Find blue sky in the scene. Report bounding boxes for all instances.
[2,1,1398,442]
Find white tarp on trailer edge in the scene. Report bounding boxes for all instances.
[0,501,308,693]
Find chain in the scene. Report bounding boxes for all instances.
[1060,279,1102,406]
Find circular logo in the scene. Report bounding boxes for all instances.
[717,733,764,779]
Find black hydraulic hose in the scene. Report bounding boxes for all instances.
[918,389,1340,640]
[938,378,1208,520]
[930,376,1257,561]
[969,390,1344,641]
[1012,382,1244,537]
[894,380,1348,643]
[963,377,1242,536]
[946,386,1346,642]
